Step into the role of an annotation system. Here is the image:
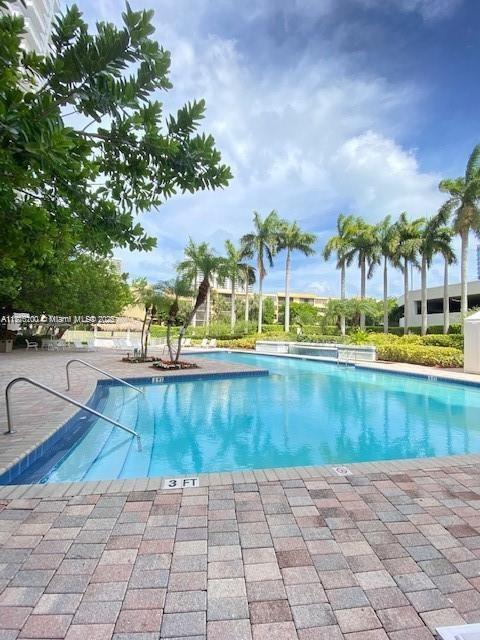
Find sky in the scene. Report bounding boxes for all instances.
[76,0,480,298]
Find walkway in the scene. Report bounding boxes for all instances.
[1,464,480,638]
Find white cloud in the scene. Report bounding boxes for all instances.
[78,0,469,297]
[352,0,463,20]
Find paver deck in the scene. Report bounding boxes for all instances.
[1,465,480,638]
[2,349,480,637]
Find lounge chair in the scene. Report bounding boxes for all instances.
[25,339,38,351]
[200,338,209,348]
[74,341,88,351]
[184,338,192,347]
[208,339,217,348]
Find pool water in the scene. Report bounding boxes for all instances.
[25,352,480,482]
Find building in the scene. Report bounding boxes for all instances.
[6,0,59,55]
[477,245,480,280]
[397,280,480,328]
[194,287,329,326]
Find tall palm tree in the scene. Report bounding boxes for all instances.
[376,215,399,334]
[439,144,480,317]
[220,240,252,332]
[241,210,280,333]
[322,214,355,336]
[394,212,424,334]
[344,218,380,330]
[277,220,316,332]
[440,231,456,334]
[177,244,223,358]
[418,211,453,336]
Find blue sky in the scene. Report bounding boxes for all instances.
[76,0,480,298]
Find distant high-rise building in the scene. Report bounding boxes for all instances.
[6,0,59,56]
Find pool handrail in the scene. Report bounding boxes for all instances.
[66,359,143,394]
[4,376,142,450]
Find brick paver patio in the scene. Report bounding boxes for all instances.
[1,465,480,638]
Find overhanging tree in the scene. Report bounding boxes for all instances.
[0,1,232,307]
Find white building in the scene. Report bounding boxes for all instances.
[397,280,480,328]
[6,0,59,56]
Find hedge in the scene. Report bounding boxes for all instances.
[377,344,463,368]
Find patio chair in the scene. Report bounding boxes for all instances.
[73,341,88,351]
[184,338,192,347]
[208,339,217,348]
[25,339,38,351]
[200,338,209,348]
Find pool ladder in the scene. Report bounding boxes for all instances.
[4,376,142,450]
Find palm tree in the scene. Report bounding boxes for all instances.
[322,214,355,336]
[440,231,456,334]
[220,240,252,332]
[180,238,209,327]
[418,211,453,335]
[376,216,399,334]
[177,244,223,359]
[241,210,280,333]
[344,218,380,330]
[277,220,316,332]
[439,144,480,318]
[394,212,424,334]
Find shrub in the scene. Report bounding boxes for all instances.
[421,334,463,349]
[377,344,463,368]
[217,336,258,349]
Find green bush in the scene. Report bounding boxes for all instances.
[421,334,463,349]
[217,336,258,349]
[377,344,463,368]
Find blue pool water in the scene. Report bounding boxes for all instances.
[11,352,480,483]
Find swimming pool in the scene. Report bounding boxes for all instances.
[6,351,480,483]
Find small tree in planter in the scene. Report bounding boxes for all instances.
[155,279,193,361]
[132,278,162,360]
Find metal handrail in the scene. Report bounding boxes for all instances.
[4,377,142,450]
[66,359,143,394]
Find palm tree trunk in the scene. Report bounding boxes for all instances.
[206,288,211,328]
[460,228,469,318]
[245,278,249,324]
[230,279,236,332]
[383,256,388,334]
[340,262,346,337]
[443,257,449,335]
[284,249,291,333]
[140,306,149,359]
[258,273,263,334]
[360,255,366,330]
[403,258,409,334]
[192,270,198,326]
[421,255,427,336]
